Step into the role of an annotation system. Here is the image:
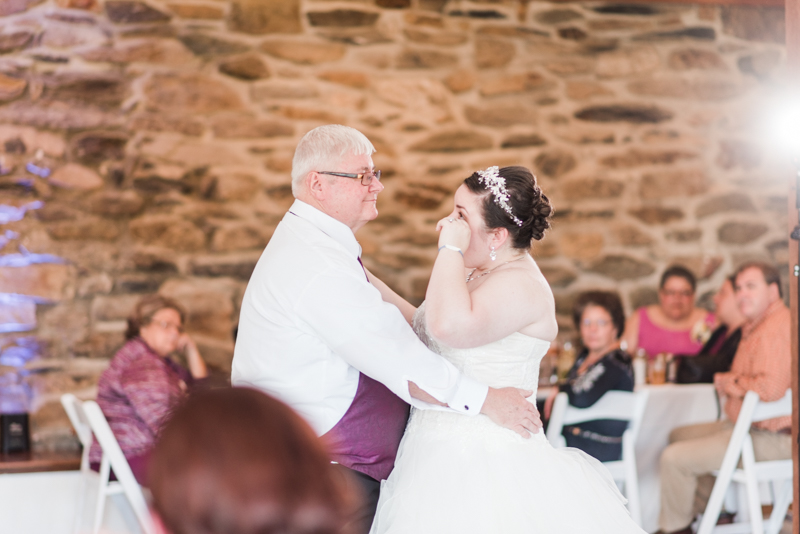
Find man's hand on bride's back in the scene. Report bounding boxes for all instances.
[481,387,542,438]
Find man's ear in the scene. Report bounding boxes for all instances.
[306,171,326,200]
[767,282,781,304]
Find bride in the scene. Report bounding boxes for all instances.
[368,166,645,533]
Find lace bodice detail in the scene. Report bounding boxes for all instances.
[413,302,550,395]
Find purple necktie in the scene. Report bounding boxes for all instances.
[357,257,369,282]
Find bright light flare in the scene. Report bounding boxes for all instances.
[762,88,800,157]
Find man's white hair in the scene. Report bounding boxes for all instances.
[291,125,375,197]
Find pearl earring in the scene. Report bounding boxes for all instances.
[490,246,496,261]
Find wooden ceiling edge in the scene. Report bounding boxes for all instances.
[546,0,785,7]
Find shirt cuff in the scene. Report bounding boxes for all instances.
[446,375,489,415]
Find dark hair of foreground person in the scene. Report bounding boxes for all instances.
[148,387,354,534]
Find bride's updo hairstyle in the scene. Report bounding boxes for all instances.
[464,165,553,250]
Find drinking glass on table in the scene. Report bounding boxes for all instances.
[649,353,666,385]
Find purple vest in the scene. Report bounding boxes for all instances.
[322,372,409,481]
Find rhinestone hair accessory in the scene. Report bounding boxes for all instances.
[476,166,523,227]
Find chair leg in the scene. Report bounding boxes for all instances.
[620,432,642,527]
[736,482,750,523]
[765,479,792,534]
[626,469,642,526]
[93,456,110,534]
[697,465,739,534]
[723,484,739,517]
[71,469,88,534]
[740,438,764,534]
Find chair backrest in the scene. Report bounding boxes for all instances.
[750,389,791,423]
[61,393,93,471]
[546,390,649,449]
[82,400,154,534]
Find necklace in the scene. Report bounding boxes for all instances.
[466,254,527,283]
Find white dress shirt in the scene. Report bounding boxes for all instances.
[232,200,489,435]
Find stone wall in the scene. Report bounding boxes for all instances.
[0,0,788,450]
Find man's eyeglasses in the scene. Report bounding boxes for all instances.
[318,170,382,186]
[581,319,611,328]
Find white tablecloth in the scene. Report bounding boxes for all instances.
[0,470,142,534]
[635,383,719,533]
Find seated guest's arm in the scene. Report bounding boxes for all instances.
[364,267,416,325]
[120,354,185,435]
[715,330,790,403]
[178,334,208,379]
[561,354,633,409]
[621,311,641,355]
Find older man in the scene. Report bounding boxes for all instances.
[657,262,791,534]
[232,125,540,533]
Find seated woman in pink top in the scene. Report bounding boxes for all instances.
[88,295,208,484]
[622,265,714,358]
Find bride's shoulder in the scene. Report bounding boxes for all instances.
[476,261,552,299]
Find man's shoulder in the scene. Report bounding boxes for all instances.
[763,302,791,329]
[262,221,349,270]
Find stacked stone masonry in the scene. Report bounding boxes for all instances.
[0,0,789,451]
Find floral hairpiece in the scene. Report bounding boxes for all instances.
[477,166,523,227]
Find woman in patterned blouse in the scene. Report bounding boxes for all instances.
[88,294,208,484]
[545,291,634,462]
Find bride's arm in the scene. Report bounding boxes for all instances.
[428,270,543,348]
[425,240,473,341]
[426,217,546,347]
[365,267,417,324]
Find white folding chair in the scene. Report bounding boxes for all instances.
[696,389,792,534]
[82,400,155,534]
[61,393,96,534]
[61,393,93,472]
[546,389,650,526]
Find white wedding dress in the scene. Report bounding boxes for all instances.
[370,303,646,534]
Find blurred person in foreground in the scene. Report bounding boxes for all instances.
[149,387,354,534]
[89,294,208,485]
[544,291,633,462]
[623,265,714,358]
[675,276,746,383]
[656,262,790,534]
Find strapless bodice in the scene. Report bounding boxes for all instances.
[413,302,550,395]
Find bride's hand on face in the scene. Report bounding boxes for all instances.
[436,216,470,251]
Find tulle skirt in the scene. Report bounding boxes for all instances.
[370,409,646,534]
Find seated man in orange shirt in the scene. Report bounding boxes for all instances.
[656,262,791,534]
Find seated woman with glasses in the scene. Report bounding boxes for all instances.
[88,294,208,484]
[544,291,633,462]
[622,264,714,358]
